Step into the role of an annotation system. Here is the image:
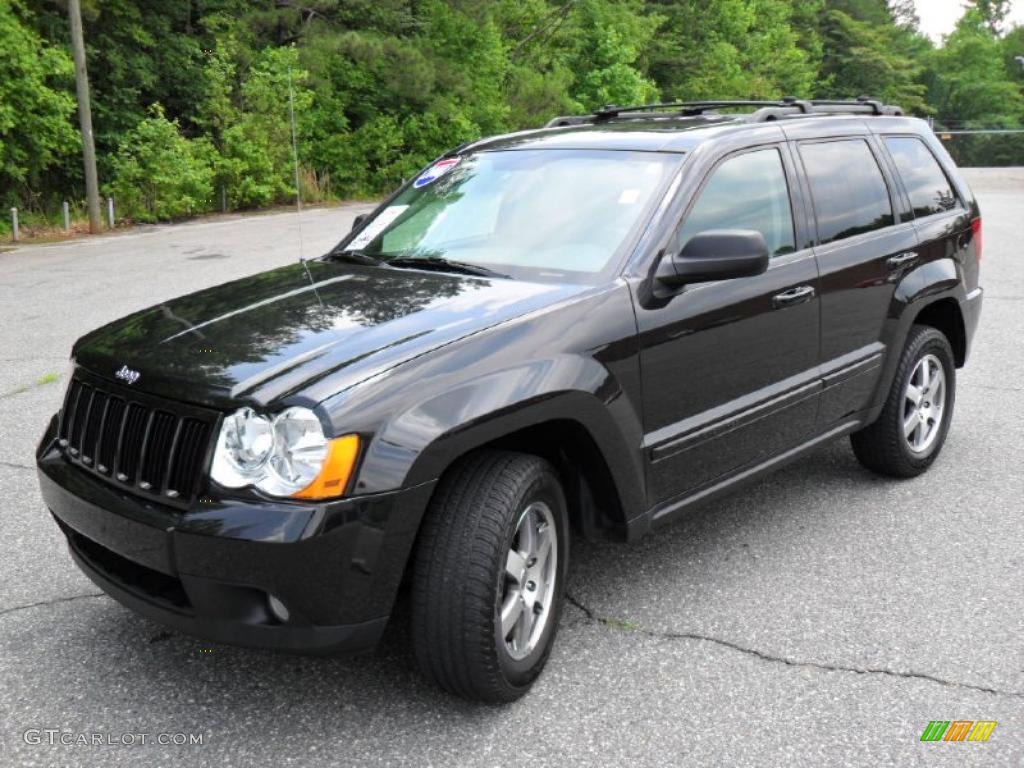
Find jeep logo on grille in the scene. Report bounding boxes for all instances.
[114,365,141,385]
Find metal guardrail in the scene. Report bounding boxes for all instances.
[934,128,1024,167]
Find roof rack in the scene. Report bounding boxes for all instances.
[543,96,903,128]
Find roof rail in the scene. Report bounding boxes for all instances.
[543,96,903,128]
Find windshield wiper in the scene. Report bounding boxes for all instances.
[386,256,510,279]
[325,248,383,266]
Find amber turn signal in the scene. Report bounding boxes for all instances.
[291,434,360,500]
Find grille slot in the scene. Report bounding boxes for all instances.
[96,397,125,474]
[117,404,149,483]
[56,372,216,506]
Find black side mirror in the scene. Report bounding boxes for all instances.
[351,213,368,232]
[655,229,769,291]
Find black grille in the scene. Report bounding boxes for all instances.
[58,374,216,506]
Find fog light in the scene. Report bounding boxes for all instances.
[267,594,290,623]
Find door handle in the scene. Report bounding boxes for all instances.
[772,285,815,309]
[887,251,918,269]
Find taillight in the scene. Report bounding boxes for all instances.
[971,217,982,263]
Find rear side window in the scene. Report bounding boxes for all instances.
[676,148,795,257]
[884,137,959,218]
[799,139,894,244]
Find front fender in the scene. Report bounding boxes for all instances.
[359,363,645,519]
[319,282,646,516]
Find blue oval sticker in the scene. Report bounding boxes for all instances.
[413,157,460,189]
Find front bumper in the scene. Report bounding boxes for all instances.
[37,416,434,654]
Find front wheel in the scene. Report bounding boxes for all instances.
[411,450,569,703]
[851,324,956,477]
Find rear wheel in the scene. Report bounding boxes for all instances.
[851,325,956,477]
[411,450,568,703]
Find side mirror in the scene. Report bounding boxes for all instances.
[655,229,769,291]
[350,213,368,232]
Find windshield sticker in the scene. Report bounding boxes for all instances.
[348,205,409,249]
[618,189,640,205]
[413,157,460,189]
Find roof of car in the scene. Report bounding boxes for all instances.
[458,101,929,155]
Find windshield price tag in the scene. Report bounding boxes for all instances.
[348,205,409,250]
[413,157,460,189]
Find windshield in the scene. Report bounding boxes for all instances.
[339,149,682,282]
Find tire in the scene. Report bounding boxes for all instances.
[851,324,956,478]
[411,450,569,703]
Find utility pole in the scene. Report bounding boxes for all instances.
[68,0,101,233]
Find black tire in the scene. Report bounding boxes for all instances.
[851,324,956,478]
[411,450,569,703]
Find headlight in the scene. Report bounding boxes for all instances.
[210,406,359,499]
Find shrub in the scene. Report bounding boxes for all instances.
[107,105,214,222]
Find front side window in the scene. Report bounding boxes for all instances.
[884,137,959,218]
[342,149,682,282]
[799,139,894,244]
[676,148,796,257]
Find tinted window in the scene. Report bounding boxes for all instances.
[676,149,795,257]
[800,140,894,244]
[885,137,959,218]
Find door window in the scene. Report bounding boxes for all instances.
[676,148,796,257]
[884,137,959,218]
[799,139,894,244]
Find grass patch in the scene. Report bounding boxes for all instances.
[36,372,60,386]
[603,617,641,632]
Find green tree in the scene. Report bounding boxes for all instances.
[107,105,214,221]
[926,9,1024,127]
[817,4,930,114]
[0,0,77,210]
[648,0,819,101]
[970,0,1013,34]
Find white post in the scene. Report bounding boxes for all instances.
[10,208,18,242]
[63,201,71,232]
[107,197,114,229]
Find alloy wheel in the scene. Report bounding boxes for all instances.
[902,353,946,454]
[501,501,558,660]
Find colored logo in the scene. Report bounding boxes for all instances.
[413,157,460,188]
[920,721,997,742]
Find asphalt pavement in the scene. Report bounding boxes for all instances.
[0,173,1021,767]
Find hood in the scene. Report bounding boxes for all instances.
[73,260,586,410]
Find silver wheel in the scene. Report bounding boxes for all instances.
[902,353,946,454]
[501,501,558,660]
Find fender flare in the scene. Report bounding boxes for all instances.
[870,256,966,415]
[353,388,646,526]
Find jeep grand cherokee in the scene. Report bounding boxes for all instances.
[37,98,983,702]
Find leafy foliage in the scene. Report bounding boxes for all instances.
[4,0,1024,224]
[0,1,77,210]
[107,106,214,221]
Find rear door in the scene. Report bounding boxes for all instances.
[878,134,974,292]
[635,142,821,507]
[790,131,918,427]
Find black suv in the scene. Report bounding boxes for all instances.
[37,98,982,702]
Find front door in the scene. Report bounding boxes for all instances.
[634,144,822,508]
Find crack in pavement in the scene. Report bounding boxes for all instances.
[961,383,1024,393]
[565,593,1024,699]
[0,460,34,472]
[0,592,105,620]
